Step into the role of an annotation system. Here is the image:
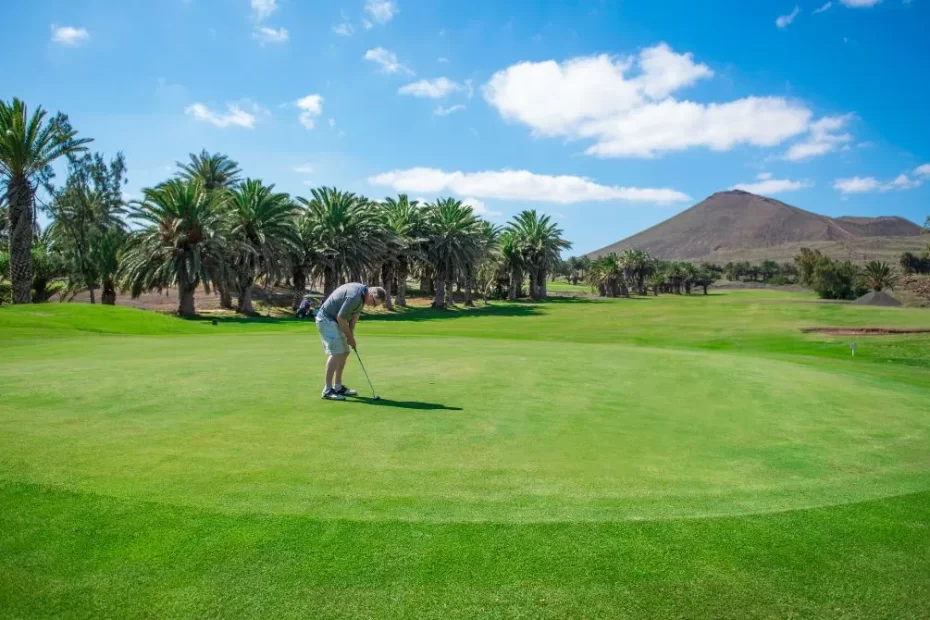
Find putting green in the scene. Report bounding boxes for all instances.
[2,319,928,523]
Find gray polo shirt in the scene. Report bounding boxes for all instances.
[320,283,368,322]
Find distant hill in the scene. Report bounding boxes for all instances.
[589,190,925,263]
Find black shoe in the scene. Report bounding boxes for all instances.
[321,388,345,401]
[334,385,358,397]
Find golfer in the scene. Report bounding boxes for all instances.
[316,283,387,400]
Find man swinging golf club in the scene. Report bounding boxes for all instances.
[316,283,387,400]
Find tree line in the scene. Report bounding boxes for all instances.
[554,251,718,297]
[1,99,574,315]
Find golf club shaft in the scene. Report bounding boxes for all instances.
[354,348,377,397]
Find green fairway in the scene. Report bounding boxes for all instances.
[2,291,930,618]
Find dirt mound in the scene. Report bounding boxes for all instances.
[589,190,923,261]
[803,327,930,336]
[853,291,902,307]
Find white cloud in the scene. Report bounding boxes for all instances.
[438,57,449,63]
[252,26,288,45]
[185,102,266,129]
[784,114,854,161]
[364,0,398,25]
[465,79,474,98]
[731,178,811,195]
[293,164,315,174]
[840,0,881,6]
[883,174,921,191]
[332,23,354,36]
[484,43,815,158]
[776,6,801,28]
[51,25,89,46]
[368,167,690,205]
[461,197,503,218]
[364,47,413,75]
[399,77,463,98]
[756,172,774,180]
[834,165,930,194]
[834,176,880,193]
[813,2,833,13]
[296,94,323,129]
[251,0,277,20]
[434,104,466,116]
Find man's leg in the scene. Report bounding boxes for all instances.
[333,352,350,386]
[325,354,343,389]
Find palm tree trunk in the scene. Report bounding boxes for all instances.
[236,277,255,314]
[102,280,116,305]
[292,268,306,310]
[177,267,197,317]
[7,177,34,304]
[528,269,538,300]
[88,286,96,304]
[445,273,454,307]
[219,282,234,310]
[324,268,337,297]
[537,267,547,298]
[381,262,394,310]
[396,260,408,307]
[508,267,521,300]
[464,270,475,307]
[432,269,446,309]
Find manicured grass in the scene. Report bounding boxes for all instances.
[2,291,929,618]
[546,279,593,293]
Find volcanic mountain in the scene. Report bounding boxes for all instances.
[589,190,924,263]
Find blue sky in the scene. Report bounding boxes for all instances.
[5,0,929,253]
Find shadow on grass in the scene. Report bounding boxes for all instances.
[353,397,463,411]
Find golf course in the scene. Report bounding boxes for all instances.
[2,289,929,618]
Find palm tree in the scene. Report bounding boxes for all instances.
[507,210,571,299]
[119,179,224,317]
[297,187,389,296]
[177,150,242,191]
[0,99,91,303]
[646,270,665,296]
[499,230,524,300]
[382,195,423,307]
[863,260,898,292]
[587,253,624,297]
[423,198,481,309]
[89,227,127,305]
[466,220,502,306]
[225,180,297,314]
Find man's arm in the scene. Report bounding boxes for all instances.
[336,315,356,348]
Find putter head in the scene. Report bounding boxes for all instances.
[373,395,381,401]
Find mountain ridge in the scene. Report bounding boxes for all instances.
[589,190,923,262]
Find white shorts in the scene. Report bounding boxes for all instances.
[316,314,349,355]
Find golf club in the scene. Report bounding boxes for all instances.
[353,348,380,400]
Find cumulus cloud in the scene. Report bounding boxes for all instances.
[332,23,354,36]
[185,102,267,129]
[484,43,816,158]
[914,163,930,177]
[460,197,503,218]
[731,177,811,195]
[368,167,690,205]
[834,176,880,193]
[399,77,463,98]
[364,0,398,25]
[364,47,413,75]
[813,2,833,13]
[776,6,801,28]
[834,164,930,194]
[296,94,323,129]
[251,0,277,20]
[253,26,288,45]
[434,104,466,116]
[840,0,881,6]
[784,114,854,161]
[51,25,89,46]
